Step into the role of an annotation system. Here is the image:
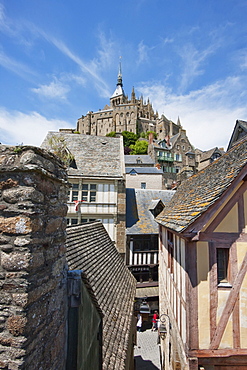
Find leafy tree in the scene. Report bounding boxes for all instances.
[129,140,148,155]
[121,131,138,147]
[106,131,116,137]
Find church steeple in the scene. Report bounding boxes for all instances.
[110,59,125,105]
[131,86,136,102]
[117,60,123,87]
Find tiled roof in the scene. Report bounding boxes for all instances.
[126,167,163,174]
[156,137,247,232]
[126,189,175,234]
[199,147,224,162]
[41,132,124,178]
[125,155,155,165]
[227,119,247,150]
[66,221,136,370]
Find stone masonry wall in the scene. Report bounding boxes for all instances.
[0,146,68,370]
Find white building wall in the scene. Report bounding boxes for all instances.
[67,178,118,242]
[126,173,163,189]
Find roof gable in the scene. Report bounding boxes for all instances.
[227,120,247,150]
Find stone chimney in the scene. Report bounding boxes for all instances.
[0,145,68,369]
[148,132,154,144]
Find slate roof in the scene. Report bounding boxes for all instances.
[126,189,175,234]
[126,167,163,174]
[41,132,125,178]
[199,147,224,163]
[156,137,247,233]
[125,155,155,165]
[66,221,136,370]
[227,119,247,150]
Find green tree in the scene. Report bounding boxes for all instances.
[106,131,116,137]
[122,131,138,147]
[129,140,148,155]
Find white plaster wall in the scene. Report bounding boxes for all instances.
[126,174,163,189]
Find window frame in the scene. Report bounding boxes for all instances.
[216,246,230,285]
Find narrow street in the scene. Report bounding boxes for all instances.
[134,329,161,370]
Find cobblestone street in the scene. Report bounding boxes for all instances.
[134,329,161,370]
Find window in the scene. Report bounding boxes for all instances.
[81,218,96,223]
[141,182,146,189]
[217,248,229,284]
[68,183,79,202]
[82,184,97,202]
[67,218,79,226]
[167,231,174,273]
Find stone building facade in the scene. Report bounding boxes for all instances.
[148,127,198,188]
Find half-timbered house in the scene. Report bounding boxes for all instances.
[156,136,247,369]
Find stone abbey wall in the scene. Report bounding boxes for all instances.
[0,146,68,370]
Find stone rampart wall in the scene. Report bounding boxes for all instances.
[0,146,68,370]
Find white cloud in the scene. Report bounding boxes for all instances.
[32,78,70,100]
[33,28,111,98]
[178,43,218,92]
[0,49,35,79]
[137,76,247,150]
[95,31,116,70]
[137,40,149,65]
[0,108,72,146]
[162,37,174,45]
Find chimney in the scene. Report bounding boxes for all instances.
[165,135,170,147]
[149,132,154,144]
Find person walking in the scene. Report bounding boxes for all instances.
[151,310,159,331]
[137,313,142,332]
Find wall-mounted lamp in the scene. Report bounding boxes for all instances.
[159,323,167,340]
[159,313,171,340]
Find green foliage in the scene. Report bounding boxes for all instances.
[121,131,138,147]
[47,135,74,167]
[13,146,23,153]
[129,140,148,155]
[106,131,116,137]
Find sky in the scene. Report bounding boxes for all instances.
[0,0,247,150]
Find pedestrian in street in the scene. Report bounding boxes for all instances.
[137,313,142,332]
[151,310,159,331]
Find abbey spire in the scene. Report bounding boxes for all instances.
[110,60,126,105]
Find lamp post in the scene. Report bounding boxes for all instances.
[158,314,171,369]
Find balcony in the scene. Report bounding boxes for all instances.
[129,250,158,266]
[157,154,174,162]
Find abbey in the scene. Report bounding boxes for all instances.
[76,63,179,140]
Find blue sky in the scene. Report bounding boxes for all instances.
[0,0,247,150]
